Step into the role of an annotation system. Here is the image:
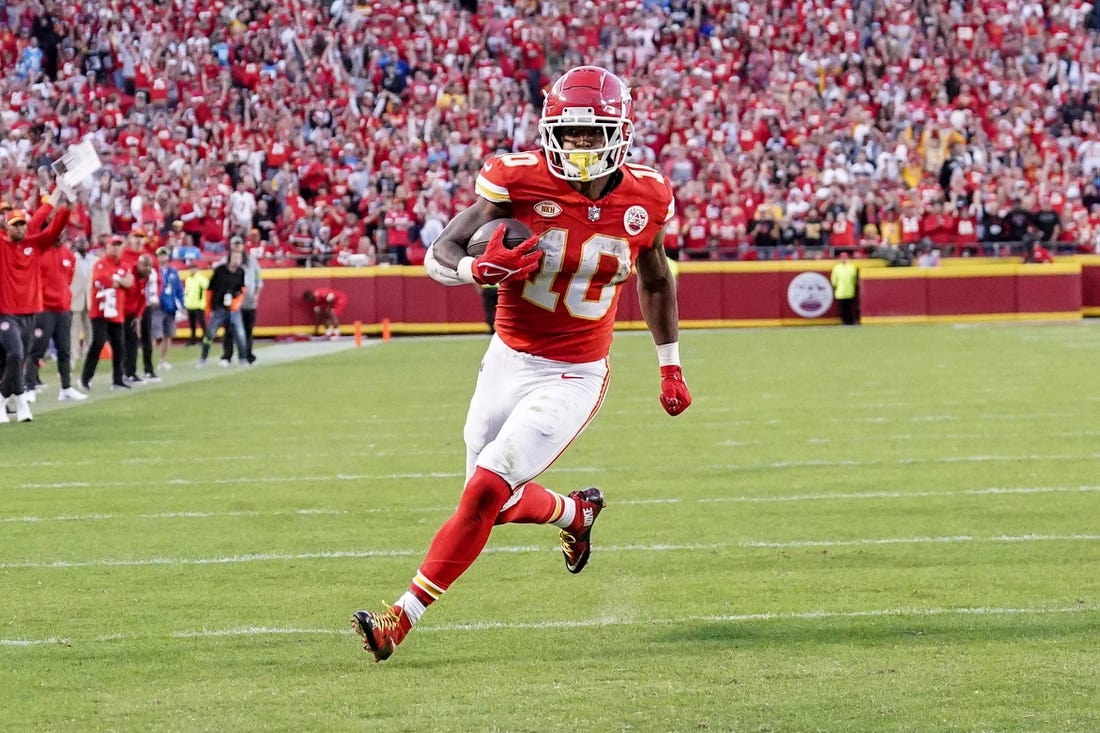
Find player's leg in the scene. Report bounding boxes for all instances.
[352,464,513,662]
[107,322,127,386]
[0,316,27,401]
[242,308,257,361]
[221,313,236,362]
[23,312,51,391]
[200,310,225,363]
[352,337,523,660]
[122,316,140,380]
[353,342,612,659]
[140,309,157,377]
[475,358,610,573]
[53,312,76,393]
[80,318,107,388]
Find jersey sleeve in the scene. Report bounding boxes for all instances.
[473,154,515,205]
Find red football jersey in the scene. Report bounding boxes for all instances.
[475,152,674,362]
[89,256,128,323]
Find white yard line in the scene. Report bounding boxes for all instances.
[1,533,1097,570]
[2,604,1093,647]
[3,485,1097,523]
[15,449,1100,491]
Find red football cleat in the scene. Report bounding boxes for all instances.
[350,604,411,662]
[559,487,604,574]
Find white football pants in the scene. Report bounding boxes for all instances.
[463,334,610,491]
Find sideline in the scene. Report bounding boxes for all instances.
[25,338,369,415]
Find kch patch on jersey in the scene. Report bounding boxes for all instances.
[623,205,648,236]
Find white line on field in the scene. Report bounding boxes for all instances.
[0,509,347,524]
[14,449,1100,490]
[3,485,1097,524]
[1,534,1097,570]
[2,605,1092,647]
[692,485,1100,504]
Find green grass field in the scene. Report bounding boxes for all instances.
[2,323,1098,732]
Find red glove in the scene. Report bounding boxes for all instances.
[472,225,543,285]
[659,365,692,416]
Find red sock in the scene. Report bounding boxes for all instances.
[495,481,564,526]
[416,467,512,592]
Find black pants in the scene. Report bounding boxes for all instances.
[81,318,126,387]
[838,298,859,326]
[0,313,33,397]
[187,309,206,345]
[140,307,156,375]
[222,308,256,363]
[123,315,140,379]
[25,310,74,390]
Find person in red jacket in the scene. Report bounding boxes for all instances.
[79,236,135,391]
[24,238,86,401]
[303,287,346,340]
[0,196,71,422]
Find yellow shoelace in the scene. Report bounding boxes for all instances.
[559,530,579,561]
[374,604,403,632]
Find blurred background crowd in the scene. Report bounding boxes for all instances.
[3,0,1100,268]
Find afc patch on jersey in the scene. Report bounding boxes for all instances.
[623,206,648,236]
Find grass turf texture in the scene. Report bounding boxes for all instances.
[2,323,1098,732]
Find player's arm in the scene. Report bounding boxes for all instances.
[113,267,134,289]
[636,228,678,345]
[636,229,691,416]
[27,199,53,234]
[27,205,70,249]
[424,196,510,282]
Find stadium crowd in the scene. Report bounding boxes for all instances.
[2,0,1100,269]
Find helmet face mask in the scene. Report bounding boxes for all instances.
[539,66,634,182]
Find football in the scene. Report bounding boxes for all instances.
[466,218,534,257]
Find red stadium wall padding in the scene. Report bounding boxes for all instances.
[241,259,1088,337]
[859,272,927,319]
[927,273,1017,316]
[777,267,838,322]
[860,263,1082,323]
[1016,269,1083,315]
[1079,256,1100,316]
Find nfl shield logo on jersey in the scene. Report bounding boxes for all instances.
[587,205,602,222]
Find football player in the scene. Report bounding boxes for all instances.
[353,66,692,661]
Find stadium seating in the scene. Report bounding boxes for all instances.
[1,0,1098,265]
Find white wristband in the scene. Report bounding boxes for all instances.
[656,341,680,367]
[455,256,476,284]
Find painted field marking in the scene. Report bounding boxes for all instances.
[2,604,1093,647]
[3,485,1097,524]
[1,534,1097,570]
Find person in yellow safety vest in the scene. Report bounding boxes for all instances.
[182,259,210,345]
[830,251,859,325]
